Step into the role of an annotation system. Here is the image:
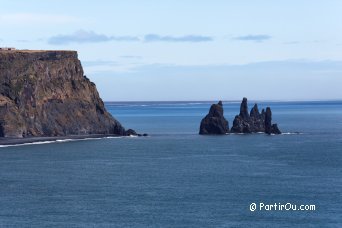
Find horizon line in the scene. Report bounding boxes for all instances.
[103,99,342,103]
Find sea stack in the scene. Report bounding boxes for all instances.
[199,101,229,135]
[0,50,133,138]
[231,97,281,134]
[264,107,281,134]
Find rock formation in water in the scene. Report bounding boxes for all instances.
[0,50,135,138]
[125,128,148,137]
[231,97,281,134]
[199,101,229,134]
[264,107,281,134]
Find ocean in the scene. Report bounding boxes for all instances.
[0,101,341,227]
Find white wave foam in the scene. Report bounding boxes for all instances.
[0,137,106,148]
[128,135,138,138]
[105,136,124,139]
[281,132,303,135]
[0,140,56,148]
[56,139,73,142]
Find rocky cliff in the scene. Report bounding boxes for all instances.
[0,50,126,138]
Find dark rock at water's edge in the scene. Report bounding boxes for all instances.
[199,101,229,135]
[125,129,138,136]
[125,129,148,137]
[270,124,281,135]
[0,50,142,138]
[231,98,281,135]
[199,98,281,135]
[264,107,281,134]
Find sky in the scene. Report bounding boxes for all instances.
[1,0,342,101]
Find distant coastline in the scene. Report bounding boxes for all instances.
[103,100,342,105]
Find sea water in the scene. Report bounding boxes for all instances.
[0,101,341,227]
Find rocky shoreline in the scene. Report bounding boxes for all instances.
[0,129,147,146]
[0,134,124,146]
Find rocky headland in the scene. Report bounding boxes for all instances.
[0,50,141,140]
[199,98,281,135]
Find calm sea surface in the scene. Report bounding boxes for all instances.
[0,101,341,227]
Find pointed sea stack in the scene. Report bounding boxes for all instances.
[264,107,281,135]
[264,107,272,134]
[199,101,229,135]
[239,97,250,120]
[231,98,253,133]
[231,98,281,134]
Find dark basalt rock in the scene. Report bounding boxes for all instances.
[249,104,265,132]
[264,107,272,134]
[125,129,138,136]
[231,115,252,133]
[0,50,139,138]
[264,108,281,134]
[199,101,229,135]
[250,103,260,118]
[239,97,250,120]
[271,124,281,135]
[231,98,281,134]
[125,129,148,137]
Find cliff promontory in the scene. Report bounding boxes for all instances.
[0,50,126,138]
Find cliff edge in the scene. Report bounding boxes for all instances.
[0,50,126,138]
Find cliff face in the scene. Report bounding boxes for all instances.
[0,50,125,137]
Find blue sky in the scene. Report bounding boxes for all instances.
[1,0,342,101]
